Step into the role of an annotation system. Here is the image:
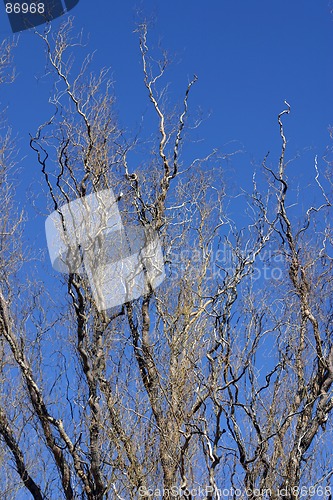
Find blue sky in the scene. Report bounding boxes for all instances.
[0,0,332,264]
[0,3,332,494]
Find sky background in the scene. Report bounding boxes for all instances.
[0,0,332,273]
[0,3,331,496]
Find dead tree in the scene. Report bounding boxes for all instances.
[0,20,332,499]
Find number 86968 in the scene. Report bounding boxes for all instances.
[6,3,45,14]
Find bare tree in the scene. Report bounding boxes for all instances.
[0,19,332,500]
